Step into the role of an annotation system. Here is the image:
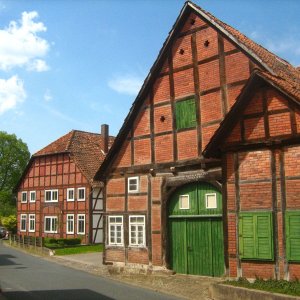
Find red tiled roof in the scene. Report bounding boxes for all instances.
[34,130,114,183]
[190,1,300,102]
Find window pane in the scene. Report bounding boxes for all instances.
[46,191,51,201]
[179,195,189,209]
[206,194,217,209]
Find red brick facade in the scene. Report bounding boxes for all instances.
[95,2,300,279]
[17,153,91,243]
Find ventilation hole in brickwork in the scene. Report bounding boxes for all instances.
[160,115,165,122]
[190,19,196,25]
[204,40,210,47]
[179,48,185,55]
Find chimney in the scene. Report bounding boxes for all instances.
[101,124,109,154]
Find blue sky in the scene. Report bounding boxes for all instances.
[0,0,299,154]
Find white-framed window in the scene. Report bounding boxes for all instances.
[29,214,35,232]
[128,177,139,193]
[77,188,85,201]
[108,216,123,246]
[67,214,74,234]
[21,191,27,203]
[67,188,75,202]
[206,193,217,209]
[45,190,58,202]
[129,215,145,247]
[20,214,27,232]
[77,214,85,234]
[44,216,58,233]
[29,191,36,203]
[179,195,190,210]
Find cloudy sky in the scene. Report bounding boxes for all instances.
[0,0,299,154]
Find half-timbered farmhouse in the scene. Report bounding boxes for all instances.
[16,125,113,244]
[94,1,300,279]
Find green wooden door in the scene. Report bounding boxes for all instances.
[168,182,224,276]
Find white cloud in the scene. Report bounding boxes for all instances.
[266,37,300,56]
[43,89,52,102]
[108,74,143,96]
[0,75,26,114]
[0,11,50,71]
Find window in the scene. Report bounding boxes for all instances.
[44,216,58,233]
[29,191,36,203]
[206,193,217,209]
[29,214,35,232]
[175,98,196,130]
[286,211,300,261]
[20,214,27,232]
[21,192,27,203]
[179,195,190,210]
[45,190,58,202]
[67,188,74,201]
[128,177,139,193]
[108,216,123,246]
[78,188,85,201]
[67,214,74,234]
[77,214,85,234]
[129,216,145,247]
[239,212,273,260]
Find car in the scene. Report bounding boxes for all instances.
[0,226,7,239]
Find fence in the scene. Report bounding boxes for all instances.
[9,235,50,255]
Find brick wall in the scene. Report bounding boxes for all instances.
[17,153,90,244]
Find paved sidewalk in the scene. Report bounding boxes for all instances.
[53,252,103,267]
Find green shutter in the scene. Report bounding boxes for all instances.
[175,98,196,130]
[239,212,273,260]
[239,214,255,259]
[286,211,300,261]
[256,214,273,260]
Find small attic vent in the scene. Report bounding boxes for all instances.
[204,40,210,47]
[179,48,185,55]
[190,19,195,25]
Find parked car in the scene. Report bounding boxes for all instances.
[0,226,7,239]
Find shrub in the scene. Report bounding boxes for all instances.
[43,237,81,248]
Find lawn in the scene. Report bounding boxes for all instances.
[54,244,103,256]
[225,277,300,297]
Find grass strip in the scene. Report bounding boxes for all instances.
[54,244,103,256]
[225,277,300,296]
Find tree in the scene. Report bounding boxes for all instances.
[1,215,17,233]
[0,131,30,217]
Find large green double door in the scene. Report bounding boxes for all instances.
[168,182,224,276]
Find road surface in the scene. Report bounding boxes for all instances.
[0,242,181,300]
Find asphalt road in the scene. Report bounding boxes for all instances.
[0,242,180,300]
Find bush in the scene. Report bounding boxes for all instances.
[43,237,81,248]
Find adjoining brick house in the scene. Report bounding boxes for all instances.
[94,1,300,279]
[16,125,114,244]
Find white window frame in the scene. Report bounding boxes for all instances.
[67,188,75,202]
[29,191,36,203]
[45,189,58,202]
[44,216,58,233]
[129,215,146,247]
[205,193,217,209]
[77,214,85,234]
[20,214,27,232]
[21,191,27,203]
[77,188,85,201]
[179,194,190,210]
[66,214,74,234]
[108,216,123,246]
[128,177,139,193]
[29,214,35,232]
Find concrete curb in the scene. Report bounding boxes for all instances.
[209,283,300,300]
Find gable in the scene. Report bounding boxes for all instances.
[95,1,300,179]
[205,74,300,158]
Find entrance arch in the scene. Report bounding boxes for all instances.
[168,182,224,276]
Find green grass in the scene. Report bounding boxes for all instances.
[225,277,300,296]
[54,244,103,256]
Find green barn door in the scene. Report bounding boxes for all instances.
[168,182,224,276]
